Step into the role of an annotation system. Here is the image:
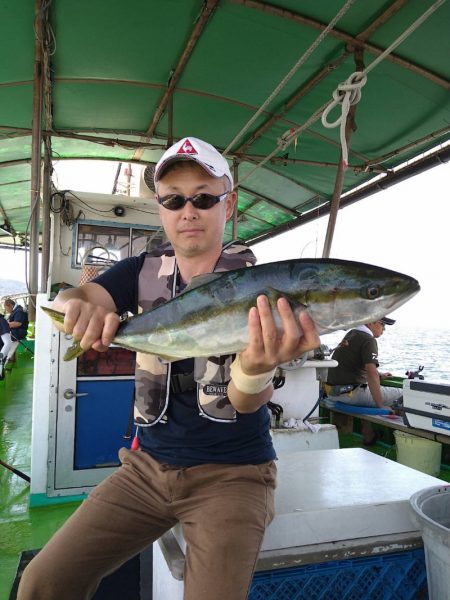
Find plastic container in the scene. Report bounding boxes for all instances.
[249,549,427,600]
[380,375,404,388]
[394,430,442,476]
[409,485,450,600]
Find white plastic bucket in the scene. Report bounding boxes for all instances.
[394,430,442,476]
[409,486,450,599]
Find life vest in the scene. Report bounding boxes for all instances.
[134,240,256,426]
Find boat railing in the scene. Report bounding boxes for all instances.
[1,292,33,311]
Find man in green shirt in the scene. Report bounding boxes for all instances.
[326,317,402,444]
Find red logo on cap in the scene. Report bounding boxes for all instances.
[177,139,197,155]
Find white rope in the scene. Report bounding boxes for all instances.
[223,0,357,155]
[235,100,331,187]
[319,0,445,169]
[363,0,446,77]
[321,71,367,169]
[235,0,446,186]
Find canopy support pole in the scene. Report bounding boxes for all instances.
[40,136,51,293]
[322,48,364,258]
[29,0,44,319]
[232,159,239,240]
[167,89,174,148]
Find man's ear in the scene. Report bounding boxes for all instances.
[225,191,237,221]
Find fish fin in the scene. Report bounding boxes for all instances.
[41,307,85,361]
[41,305,66,325]
[133,348,180,363]
[63,341,86,361]
[156,353,180,363]
[265,289,308,310]
[183,273,222,292]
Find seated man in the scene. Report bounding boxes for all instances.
[325,317,402,445]
[3,298,29,369]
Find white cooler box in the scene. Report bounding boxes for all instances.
[403,379,450,436]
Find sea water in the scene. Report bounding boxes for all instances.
[321,325,450,383]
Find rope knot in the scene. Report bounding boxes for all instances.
[332,71,366,106]
[321,71,367,169]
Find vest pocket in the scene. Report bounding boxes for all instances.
[195,356,236,421]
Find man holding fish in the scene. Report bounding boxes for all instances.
[18,138,321,600]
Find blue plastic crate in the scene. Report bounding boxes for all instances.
[249,549,428,600]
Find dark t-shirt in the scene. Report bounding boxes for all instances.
[327,329,379,385]
[8,305,28,340]
[94,255,276,467]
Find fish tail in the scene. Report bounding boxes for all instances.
[41,306,66,325]
[41,306,86,361]
[64,341,85,361]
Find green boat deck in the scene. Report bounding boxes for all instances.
[0,350,80,600]
[1,350,449,599]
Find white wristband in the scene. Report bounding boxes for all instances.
[230,355,276,395]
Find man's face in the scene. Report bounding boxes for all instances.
[157,163,236,259]
[369,320,386,338]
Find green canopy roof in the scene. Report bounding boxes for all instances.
[1,0,449,244]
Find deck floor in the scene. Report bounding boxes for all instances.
[0,351,80,599]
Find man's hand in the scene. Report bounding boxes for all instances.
[58,299,120,352]
[52,283,119,353]
[367,363,393,412]
[227,295,320,414]
[379,371,393,379]
[239,295,320,376]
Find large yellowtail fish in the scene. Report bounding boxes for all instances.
[42,258,420,362]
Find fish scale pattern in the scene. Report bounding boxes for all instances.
[249,550,428,600]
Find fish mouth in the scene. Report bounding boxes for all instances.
[384,277,420,311]
[306,277,421,335]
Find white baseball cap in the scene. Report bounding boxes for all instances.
[154,137,233,189]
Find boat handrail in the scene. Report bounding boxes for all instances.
[1,292,33,310]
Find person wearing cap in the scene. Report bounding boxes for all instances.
[18,137,319,600]
[324,316,402,445]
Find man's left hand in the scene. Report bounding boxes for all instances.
[239,295,320,376]
[380,371,393,378]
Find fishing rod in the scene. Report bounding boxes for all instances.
[0,459,30,483]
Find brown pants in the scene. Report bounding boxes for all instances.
[18,449,276,600]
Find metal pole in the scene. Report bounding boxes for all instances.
[167,90,173,147]
[232,159,239,240]
[40,136,51,292]
[126,163,132,196]
[29,0,44,319]
[321,162,346,258]
[322,49,364,258]
[112,162,122,194]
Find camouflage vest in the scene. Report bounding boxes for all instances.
[134,240,256,426]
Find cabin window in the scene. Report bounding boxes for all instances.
[73,223,164,268]
[77,347,136,377]
[132,228,164,255]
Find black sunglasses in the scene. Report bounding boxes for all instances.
[156,191,229,211]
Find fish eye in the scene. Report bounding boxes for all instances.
[366,284,381,299]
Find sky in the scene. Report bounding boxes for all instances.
[254,160,450,329]
[1,158,449,328]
